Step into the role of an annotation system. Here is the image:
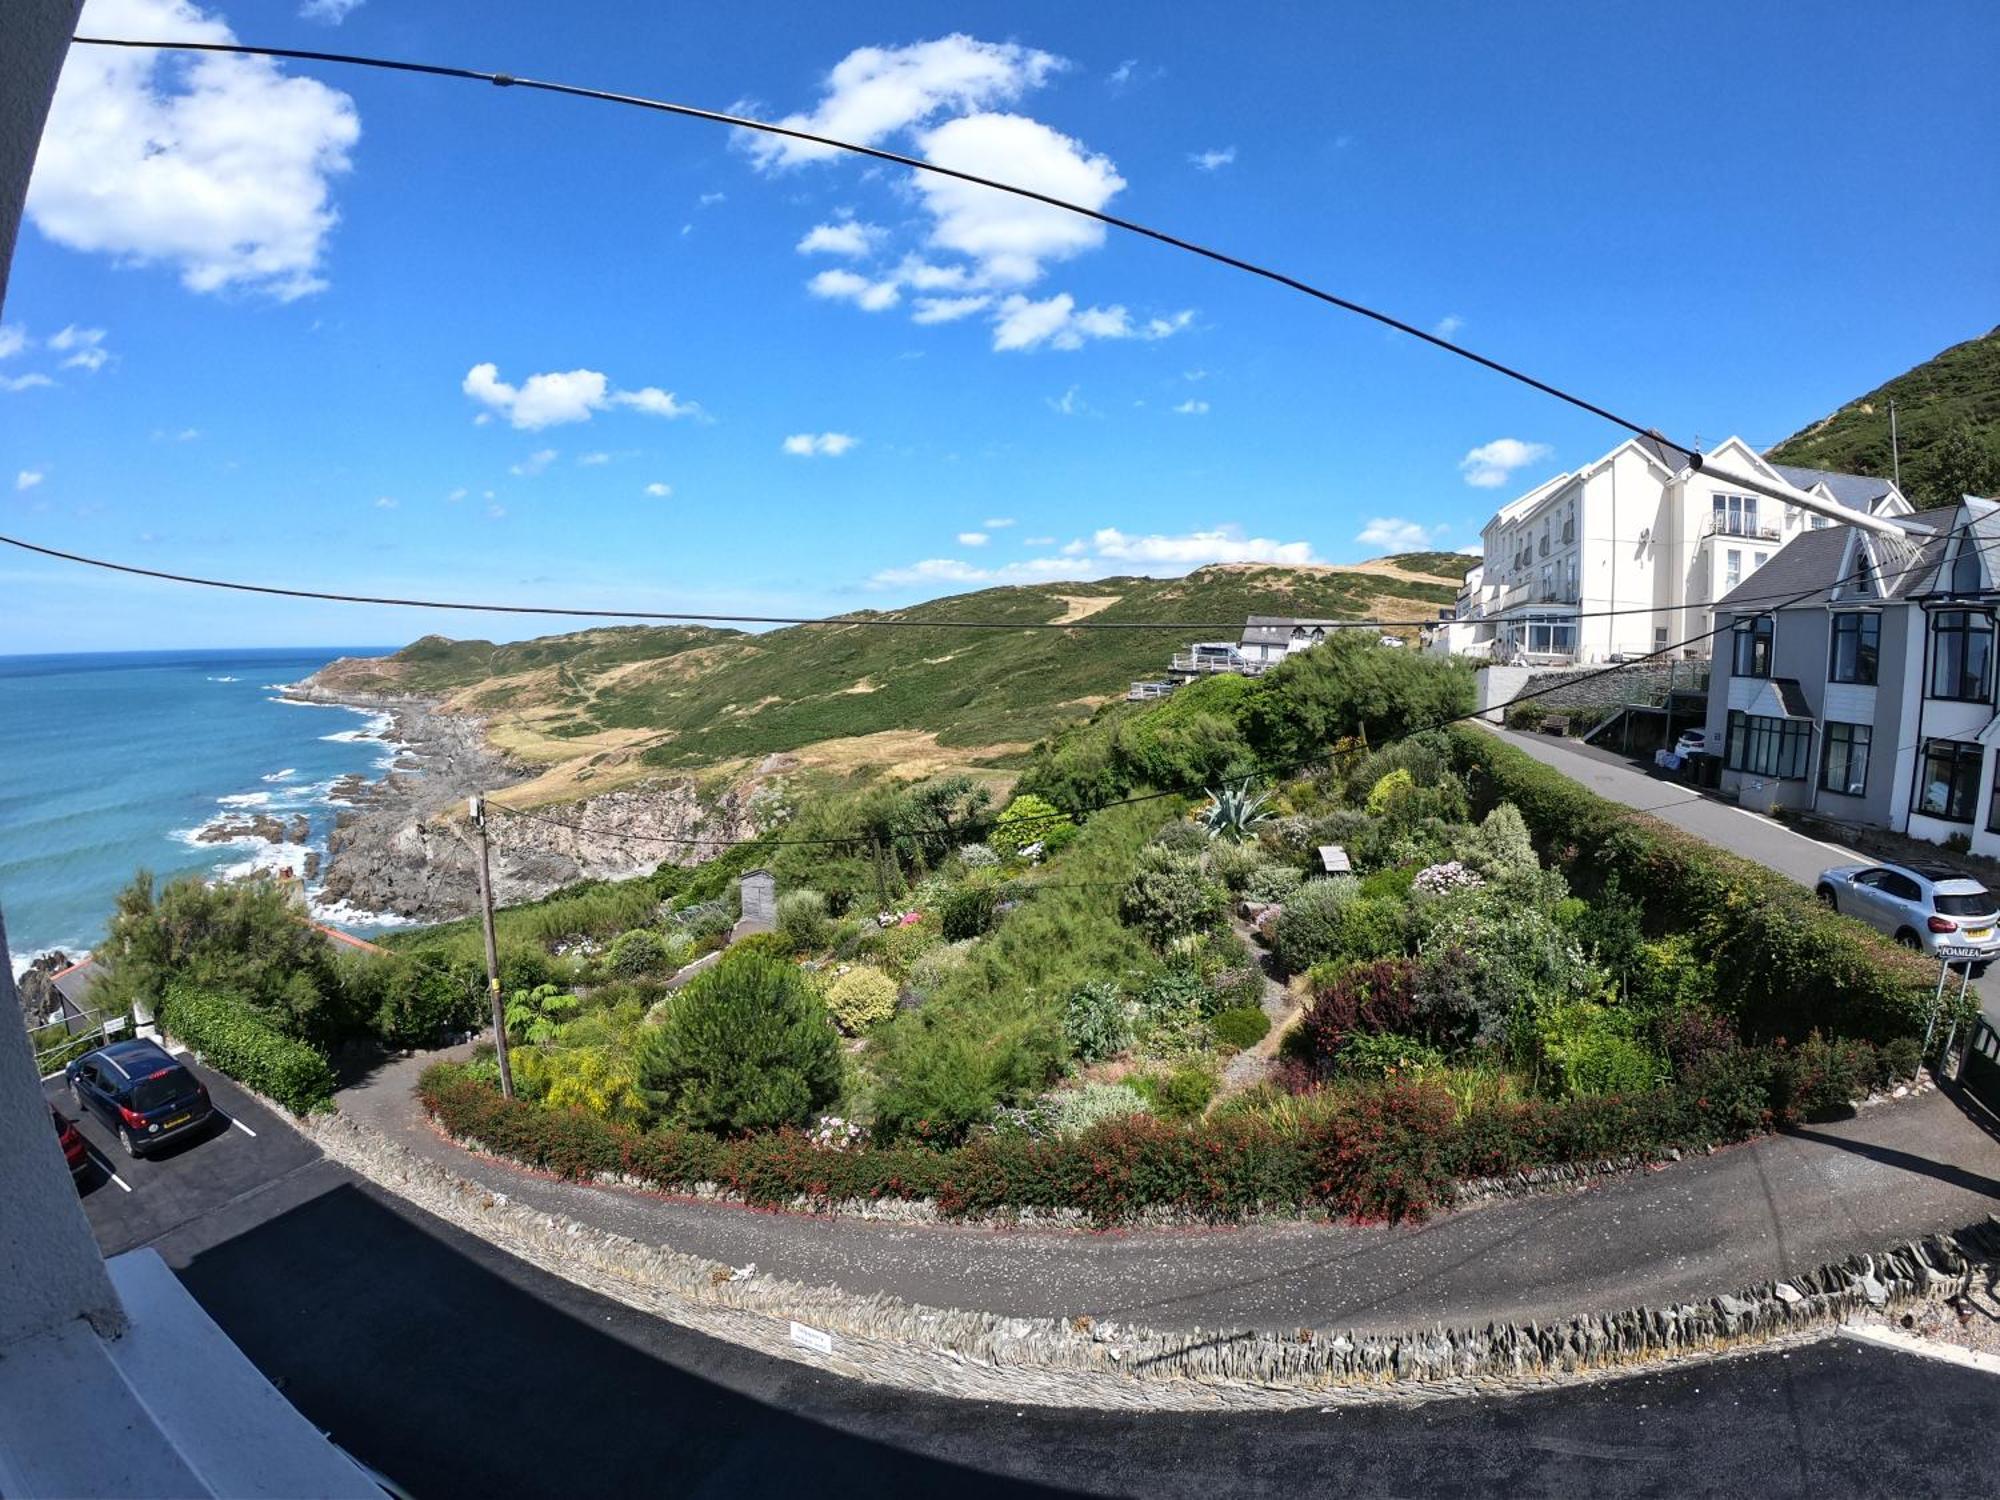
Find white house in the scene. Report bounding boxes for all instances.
[1439,435,1912,665]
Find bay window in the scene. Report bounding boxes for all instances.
[1725,710,1808,779]
[1918,739,1983,823]
[1819,722,1870,797]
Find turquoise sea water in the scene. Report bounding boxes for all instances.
[0,648,396,971]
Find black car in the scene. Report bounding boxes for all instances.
[65,1038,213,1158]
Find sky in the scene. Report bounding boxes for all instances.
[2,0,1996,652]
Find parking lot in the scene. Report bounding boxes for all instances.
[43,1048,322,1258]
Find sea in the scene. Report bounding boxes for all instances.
[0,647,406,975]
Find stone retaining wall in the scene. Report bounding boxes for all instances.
[299,1108,1999,1412]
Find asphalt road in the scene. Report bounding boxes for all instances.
[1492,728,2000,1029]
[56,1056,2000,1497]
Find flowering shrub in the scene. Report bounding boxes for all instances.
[958,842,999,869]
[1413,860,1482,896]
[811,1114,869,1151]
[1299,959,1418,1071]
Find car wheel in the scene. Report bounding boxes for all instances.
[117,1125,139,1159]
[1894,928,1921,950]
[1816,885,1838,912]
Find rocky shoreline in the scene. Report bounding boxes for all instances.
[288,676,765,926]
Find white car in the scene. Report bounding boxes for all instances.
[1674,729,1716,758]
[1816,860,2000,968]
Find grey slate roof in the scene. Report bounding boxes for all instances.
[1716,512,1952,612]
[1241,615,1341,648]
[1636,435,1694,472]
[1770,463,1902,512]
[1771,679,1814,718]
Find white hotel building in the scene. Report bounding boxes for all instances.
[1439,435,1911,664]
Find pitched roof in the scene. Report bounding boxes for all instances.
[1716,513,1950,611]
[1241,616,1341,647]
[1769,463,1902,512]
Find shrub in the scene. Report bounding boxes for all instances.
[1366,769,1416,816]
[636,949,841,1134]
[870,996,1063,1144]
[1773,1033,1878,1120]
[1063,980,1133,1063]
[1204,839,1268,892]
[505,982,579,1045]
[1152,820,1212,856]
[1138,1061,1217,1120]
[1243,863,1304,903]
[822,965,900,1034]
[1120,845,1227,949]
[958,842,999,869]
[158,983,336,1113]
[1211,1005,1272,1049]
[1048,1082,1150,1135]
[1536,1002,1663,1097]
[606,928,671,979]
[992,794,1075,859]
[1412,898,1605,1047]
[343,951,481,1050]
[905,939,974,1003]
[940,882,1000,942]
[1463,803,1538,880]
[512,1044,647,1126]
[1270,878,1405,974]
[1299,958,1417,1071]
[1659,1006,1737,1080]
[1337,1031,1444,1079]
[775,889,831,954]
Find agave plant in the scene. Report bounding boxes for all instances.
[1200,779,1274,843]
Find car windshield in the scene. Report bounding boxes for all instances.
[129,1072,196,1112]
[1935,891,1998,918]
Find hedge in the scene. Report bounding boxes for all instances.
[420,1033,1904,1227]
[159,983,338,1114]
[1445,726,1956,1044]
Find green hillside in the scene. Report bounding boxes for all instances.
[1767,325,2000,506]
[311,557,1464,801]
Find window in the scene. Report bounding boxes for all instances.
[1725,710,1809,778]
[1849,550,1874,595]
[1918,739,1983,823]
[1654,626,1670,650]
[1820,722,1870,797]
[1725,549,1742,591]
[1929,610,1994,701]
[1953,540,1984,595]
[1811,514,1829,530]
[1540,563,1554,600]
[1829,613,1880,685]
[1753,551,1769,572]
[1713,493,1760,537]
[1565,556,1578,600]
[1732,615,1773,677]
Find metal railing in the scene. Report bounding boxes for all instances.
[31,1008,126,1078]
[1703,519,1781,542]
[1168,653,1273,677]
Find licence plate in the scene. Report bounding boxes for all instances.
[1968,928,1993,941]
[162,1114,190,1129]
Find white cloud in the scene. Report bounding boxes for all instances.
[1356,517,1447,550]
[644,482,673,498]
[808,267,901,311]
[698,191,726,206]
[983,516,1015,528]
[509,448,558,477]
[0,326,25,360]
[1090,526,1320,567]
[1434,314,1464,338]
[1189,146,1236,171]
[1107,59,1137,89]
[1459,437,1553,489]
[299,0,363,21]
[17,470,45,491]
[782,432,858,457]
[916,113,1124,286]
[446,487,467,502]
[31,0,360,299]
[1023,534,1054,546]
[486,503,507,519]
[1456,543,1483,556]
[868,555,1083,587]
[744,35,1063,170]
[1046,385,1085,416]
[957,531,989,547]
[911,294,991,324]
[463,363,702,429]
[373,495,397,509]
[151,426,200,441]
[1173,398,1210,415]
[48,324,111,371]
[1059,538,1088,557]
[1,374,54,393]
[992,293,1192,352]
[578,451,611,466]
[797,220,884,257]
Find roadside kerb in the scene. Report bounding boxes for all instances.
[294,1104,2000,1411]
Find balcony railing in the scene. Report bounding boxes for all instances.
[1168,653,1273,677]
[1703,519,1781,542]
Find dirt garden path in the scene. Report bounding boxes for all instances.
[1216,911,1305,1095]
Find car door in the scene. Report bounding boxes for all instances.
[73,1061,108,1127]
[1846,869,1893,930]
[1878,872,1925,937]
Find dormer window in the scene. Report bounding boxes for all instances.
[1850,552,1874,596]
[1731,615,1773,678]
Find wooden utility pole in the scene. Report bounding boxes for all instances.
[469,794,513,1097]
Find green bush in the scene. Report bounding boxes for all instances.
[1773,1033,1879,1120]
[822,965,900,1035]
[1244,634,1475,770]
[992,794,1076,859]
[636,949,841,1134]
[1138,1061,1217,1120]
[1337,1030,1444,1079]
[1211,1005,1272,1049]
[606,928,670,979]
[869,989,1064,1144]
[940,882,999,942]
[1047,1081,1150,1134]
[1063,980,1133,1063]
[1270,878,1406,974]
[1366,769,1415,815]
[159,983,337,1113]
[1119,845,1227,949]
[1536,1002,1663,1097]
[775,889,831,954]
[1204,838,1267,891]
[1447,726,1948,1043]
[905,939,974,1003]
[1243,863,1304,903]
[1152,820,1212,857]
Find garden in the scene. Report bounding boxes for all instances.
[400,637,1960,1226]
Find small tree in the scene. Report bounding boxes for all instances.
[636,949,841,1133]
[1119,845,1226,949]
[505,983,578,1045]
[775,889,831,954]
[606,928,670,979]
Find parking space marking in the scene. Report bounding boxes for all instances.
[230,1116,258,1138]
[84,1144,132,1193]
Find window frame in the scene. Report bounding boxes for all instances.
[1724,708,1809,779]
[1828,612,1881,686]
[1917,738,1984,824]
[1928,609,1994,703]
[1731,615,1774,678]
[1819,721,1871,798]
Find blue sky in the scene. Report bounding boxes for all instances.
[2,0,1995,651]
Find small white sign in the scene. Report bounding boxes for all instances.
[789,1321,834,1356]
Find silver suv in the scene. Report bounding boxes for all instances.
[1816,860,2000,969]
